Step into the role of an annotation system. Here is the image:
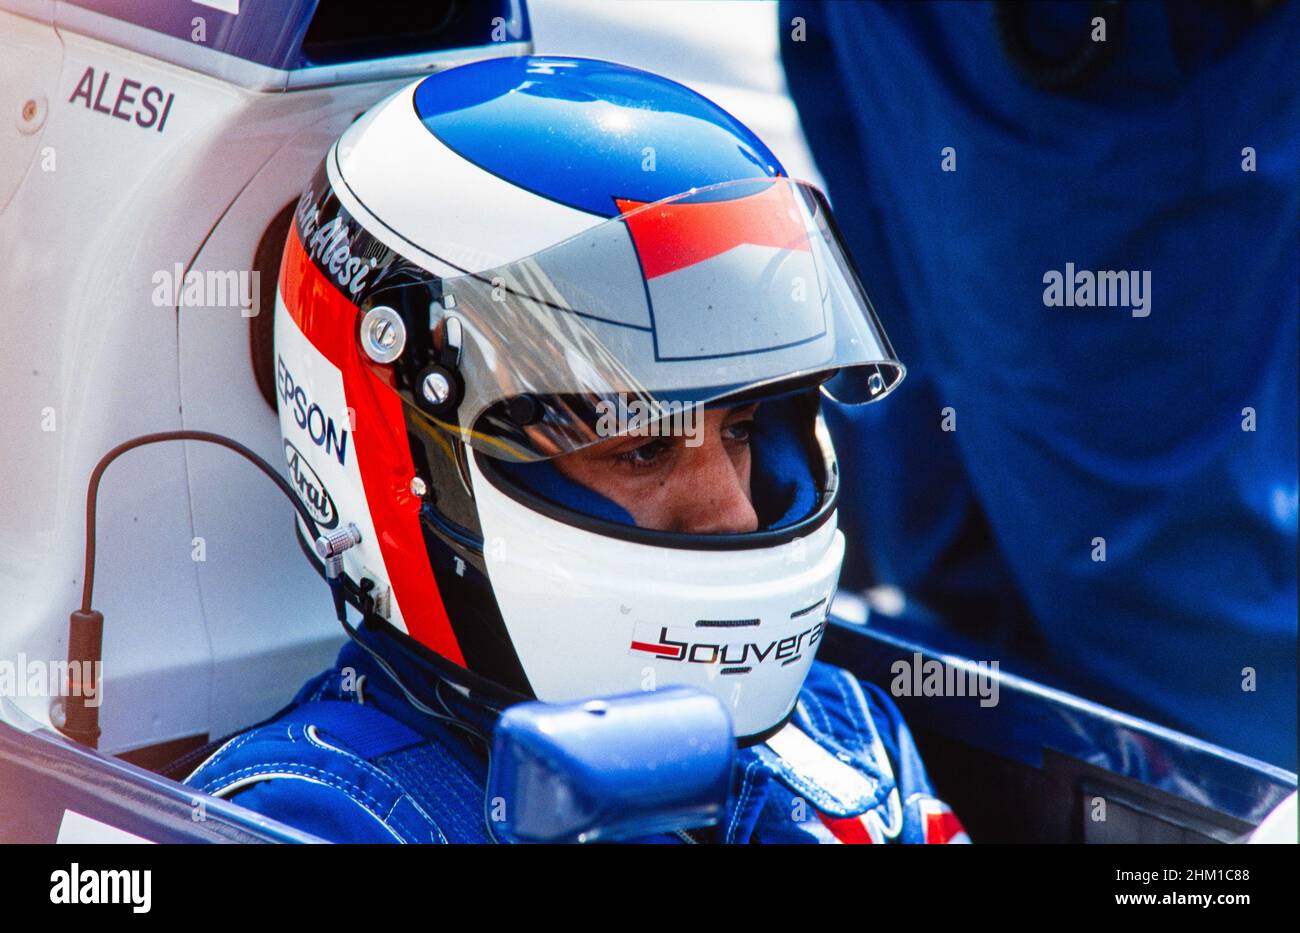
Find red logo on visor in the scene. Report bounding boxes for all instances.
[615,180,810,280]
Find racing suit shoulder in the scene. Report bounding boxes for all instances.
[739,660,969,843]
[182,698,455,843]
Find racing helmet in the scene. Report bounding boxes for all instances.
[274,56,903,742]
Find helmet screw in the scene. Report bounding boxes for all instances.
[360,305,406,364]
[415,363,462,416]
[422,370,452,406]
[505,393,543,426]
[409,476,428,498]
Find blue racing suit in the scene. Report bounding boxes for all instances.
[183,620,967,844]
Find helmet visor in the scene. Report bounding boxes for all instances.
[388,177,902,462]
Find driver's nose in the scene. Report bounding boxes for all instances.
[659,429,758,535]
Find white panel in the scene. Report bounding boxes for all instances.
[0,34,245,748]
[0,29,414,752]
[57,809,154,844]
[192,0,239,14]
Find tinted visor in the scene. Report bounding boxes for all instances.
[388,177,902,462]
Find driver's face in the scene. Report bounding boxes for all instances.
[553,403,760,534]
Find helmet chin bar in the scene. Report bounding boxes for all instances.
[467,451,845,741]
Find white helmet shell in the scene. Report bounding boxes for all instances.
[273,55,903,742]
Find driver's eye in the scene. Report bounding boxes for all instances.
[617,438,671,467]
[724,419,758,444]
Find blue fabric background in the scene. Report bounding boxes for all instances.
[781,0,1298,767]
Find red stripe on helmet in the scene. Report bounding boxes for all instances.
[616,181,810,280]
[278,223,466,667]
